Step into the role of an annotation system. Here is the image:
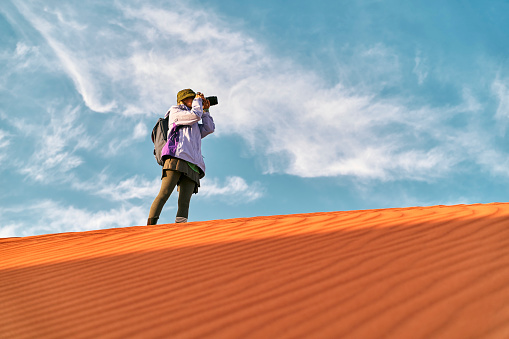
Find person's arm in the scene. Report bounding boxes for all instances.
[169,98,204,125]
[199,110,215,138]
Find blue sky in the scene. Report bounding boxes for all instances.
[1,0,509,237]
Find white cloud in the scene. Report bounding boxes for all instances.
[4,42,42,70]
[0,173,263,237]
[15,42,33,58]
[12,2,117,113]
[72,172,263,205]
[72,174,160,201]
[13,105,94,183]
[0,200,147,237]
[133,121,148,140]
[413,50,429,85]
[0,129,10,149]
[0,223,19,238]
[51,8,88,31]
[0,40,43,91]
[97,176,159,200]
[199,176,264,203]
[10,0,505,182]
[492,77,509,131]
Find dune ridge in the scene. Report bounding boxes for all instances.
[1,203,509,338]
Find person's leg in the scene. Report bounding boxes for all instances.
[175,176,196,223]
[148,170,181,224]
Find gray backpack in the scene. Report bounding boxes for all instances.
[151,117,169,166]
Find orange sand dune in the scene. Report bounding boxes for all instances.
[2,203,509,338]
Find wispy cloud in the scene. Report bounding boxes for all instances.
[413,50,429,85]
[12,2,116,112]
[492,76,509,133]
[0,223,19,238]
[0,129,10,149]
[0,200,147,237]
[133,122,148,140]
[199,176,264,204]
[0,173,264,237]
[72,174,160,202]
[10,0,506,183]
[72,172,263,204]
[0,40,43,92]
[13,105,94,183]
[13,42,41,69]
[0,129,10,163]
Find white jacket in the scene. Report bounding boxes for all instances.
[161,97,215,173]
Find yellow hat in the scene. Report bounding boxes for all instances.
[177,89,196,103]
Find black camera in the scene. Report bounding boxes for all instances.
[206,96,218,106]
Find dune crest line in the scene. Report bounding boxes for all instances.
[1,203,509,338]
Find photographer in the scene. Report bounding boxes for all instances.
[147,89,215,225]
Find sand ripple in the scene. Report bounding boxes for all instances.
[1,203,509,338]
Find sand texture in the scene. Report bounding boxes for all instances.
[2,203,509,338]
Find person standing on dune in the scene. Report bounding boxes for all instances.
[147,89,215,225]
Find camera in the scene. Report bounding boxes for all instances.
[206,96,218,106]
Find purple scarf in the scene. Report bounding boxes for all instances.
[161,123,181,158]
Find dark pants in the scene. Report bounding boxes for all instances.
[148,170,196,220]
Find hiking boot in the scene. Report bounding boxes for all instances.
[147,217,158,225]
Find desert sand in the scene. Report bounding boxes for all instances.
[1,203,509,338]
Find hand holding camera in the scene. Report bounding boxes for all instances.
[203,99,211,110]
[195,92,217,110]
[195,92,210,110]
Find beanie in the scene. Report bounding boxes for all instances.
[177,89,196,103]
